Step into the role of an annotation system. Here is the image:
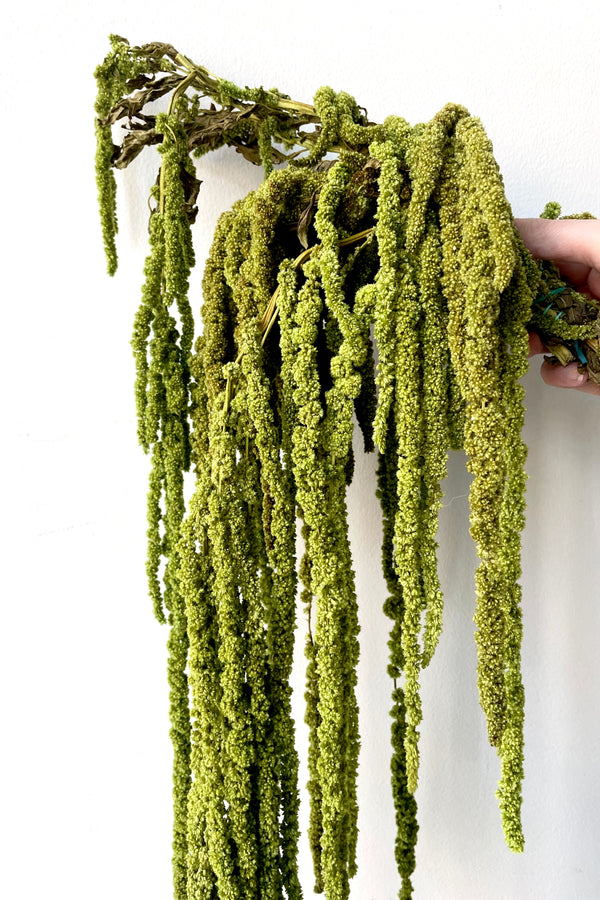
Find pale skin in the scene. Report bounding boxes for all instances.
[515,218,600,396]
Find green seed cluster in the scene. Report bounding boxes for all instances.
[96,51,596,898]
[127,109,196,898]
[94,35,174,275]
[176,97,537,897]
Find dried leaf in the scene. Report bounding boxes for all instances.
[566,300,594,326]
[113,129,161,168]
[232,141,263,166]
[125,73,156,91]
[313,159,336,173]
[180,165,201,224]
[99,74,182,127]
[125,113,157,130]
[297,190,318,249]
[185,108,250,147]
[133,41,179,62]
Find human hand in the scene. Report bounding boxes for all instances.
[515,218,600,396]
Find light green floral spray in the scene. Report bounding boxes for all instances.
[95,37,599,900]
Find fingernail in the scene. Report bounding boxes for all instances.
[576,371,588,384]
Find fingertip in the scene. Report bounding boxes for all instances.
[540,360,587,389]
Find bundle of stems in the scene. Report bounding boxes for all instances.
[95,35,600,900]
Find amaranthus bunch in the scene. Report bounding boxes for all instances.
[95,36,600,900]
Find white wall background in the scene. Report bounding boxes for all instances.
[3,2,600,899]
